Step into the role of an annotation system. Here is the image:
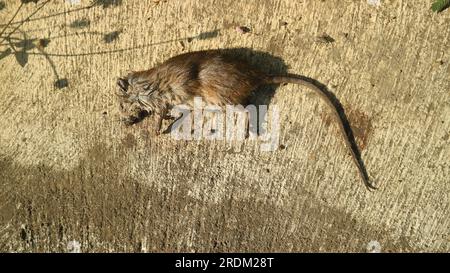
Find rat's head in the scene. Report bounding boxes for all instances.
[117,72,158,99]
[116,73,155,125]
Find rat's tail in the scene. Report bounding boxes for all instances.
[267,75,377,190]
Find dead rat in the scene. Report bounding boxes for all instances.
[116,49,376,190]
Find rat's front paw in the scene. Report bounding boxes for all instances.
[122,116,138,126]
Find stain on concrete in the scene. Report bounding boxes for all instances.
[0,143,417,252]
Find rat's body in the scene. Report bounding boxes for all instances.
[116,50,375,190]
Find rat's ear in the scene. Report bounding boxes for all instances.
[116,77,129,97]
[117,77,128,90]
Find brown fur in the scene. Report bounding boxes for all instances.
[116,51,264,121]
[115,49,376,190]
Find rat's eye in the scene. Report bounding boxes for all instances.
[143,83,151,90]
[141,83,156,95]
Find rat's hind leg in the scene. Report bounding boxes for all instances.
[154,115,163,135]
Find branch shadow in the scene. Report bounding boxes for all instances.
[0,0,126,29]
[0,0,223,90]
[0,1,157,89]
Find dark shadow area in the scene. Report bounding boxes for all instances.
[217,48,287,136]
[0,1,5,11]
[217,48,288,106]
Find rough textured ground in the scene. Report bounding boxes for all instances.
[0,0,449,252]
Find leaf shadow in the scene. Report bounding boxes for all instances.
[103,30,121,43]
[0,48,11,60]
[14,50,28,67]
[0,1,222,90]
[69,18,91,29]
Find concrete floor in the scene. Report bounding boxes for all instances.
[0,0,449,252]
